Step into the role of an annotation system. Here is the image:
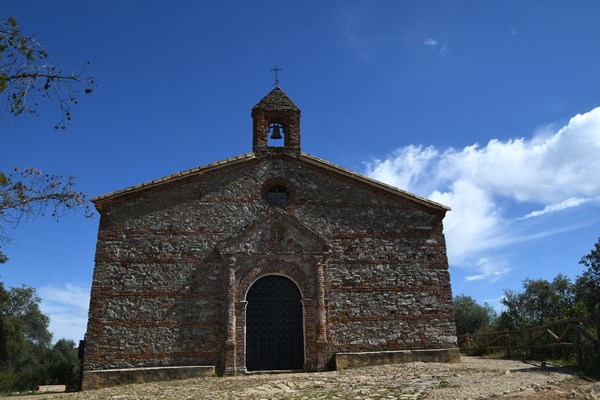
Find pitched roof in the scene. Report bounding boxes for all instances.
[92,151,449,212]
[298,153,450,211]
[252,87,300,112]
[91,152,256,207]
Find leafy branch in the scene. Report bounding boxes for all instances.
[0,16,95,129]
[0,167,92,262]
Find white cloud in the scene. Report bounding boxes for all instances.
[423,38,438,47]
[423,38,451,55]
[439,109,600,203]
[429,180,502,264]
[38,283,90,342]
[366,145,439,190]
[519,197,597,220]
[465,258,511,282]
[439,45,451,56]
[365,107,600,282]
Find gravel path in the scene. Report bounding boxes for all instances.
[24,357,600,400]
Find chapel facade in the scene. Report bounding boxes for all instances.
[82,87,458,389]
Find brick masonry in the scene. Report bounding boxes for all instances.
[83,87,457,387]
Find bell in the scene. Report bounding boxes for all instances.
[270,124,283,139]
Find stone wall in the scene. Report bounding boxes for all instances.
[84,153,456,374]
[82,366,215,390]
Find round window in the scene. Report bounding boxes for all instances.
[265,184,290,208]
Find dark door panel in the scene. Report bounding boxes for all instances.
[246,275,304,371]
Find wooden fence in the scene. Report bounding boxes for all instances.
[457,314,600,365]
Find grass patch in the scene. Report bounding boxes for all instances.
[553,360,600,381]
[437,380,450,388]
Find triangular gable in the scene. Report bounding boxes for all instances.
[298,153,450,212]
[219,209,329,256]
[91,151,449,213]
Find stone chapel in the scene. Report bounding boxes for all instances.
[82,87,459,389]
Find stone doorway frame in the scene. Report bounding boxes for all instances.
[221,259,329,373]
[218,210,331,373]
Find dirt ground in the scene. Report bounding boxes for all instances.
[10,356,600,400]
[497,378,599,399]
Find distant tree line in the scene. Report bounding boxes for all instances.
[454,236,600,336]
[0,283,80,393]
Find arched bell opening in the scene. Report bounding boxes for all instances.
[267,121,285,147]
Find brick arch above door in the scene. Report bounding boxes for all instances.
[238,261,314,302]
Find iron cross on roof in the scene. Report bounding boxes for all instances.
[270,65,282,87]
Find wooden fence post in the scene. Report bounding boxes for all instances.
[561,321,567,360]
[456,316,597,363]
[574,321,583,366]
[595,306,600,351]
[528,330,534,359]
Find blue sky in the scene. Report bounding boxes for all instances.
[2,1,599,342]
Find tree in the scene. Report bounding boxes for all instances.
[1,16,93,263]
[453,294,497,335]
[1,285,51,365]
[46,339,80,391]
[575,237,600,315]
[498,274,581,330]
[1,16,94,129]
[0,16,90,391]
[0,282,9,361]
[0,285,51,392]
[0,284,81,392]
[0,167,90,263]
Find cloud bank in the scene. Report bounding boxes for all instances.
[365,107,600,280]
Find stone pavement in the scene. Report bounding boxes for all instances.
[30,357,600,400]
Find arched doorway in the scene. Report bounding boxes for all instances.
[246,275,304,371]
